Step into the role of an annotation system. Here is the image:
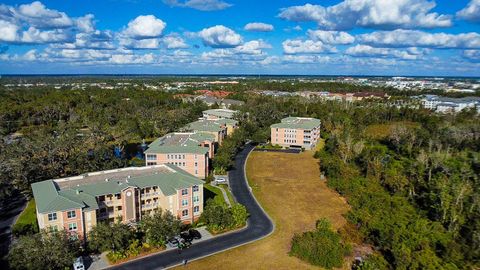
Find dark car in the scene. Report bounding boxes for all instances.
[180,231,193,242]
[188,229,202,240]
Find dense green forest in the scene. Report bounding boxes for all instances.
[0,88,207,203]
[1,84,479,268]
[235,95,480,269]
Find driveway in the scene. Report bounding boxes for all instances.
[107,143,274,270]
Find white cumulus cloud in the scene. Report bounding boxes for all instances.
[457,0,480,23]
[123,15,166,39]
[163,0,232,11]
[307,30,354,44]
[345,44,428,60]
[198,25,242,48]
[282,39,336,54]
[358,29,480,49]
[244,22,274,32]
[16,1,74,29]
[278,0,452,30]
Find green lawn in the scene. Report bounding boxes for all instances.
[218,184,235,204]
[13,199,38,236]
[203,184,228,205]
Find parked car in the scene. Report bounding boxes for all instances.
[215,177,227,184]
[73,257,85,270]
[188,229,202,240]
[167,236,181,248]
[180,231,193,242]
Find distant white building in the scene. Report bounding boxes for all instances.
[420,95,480,113]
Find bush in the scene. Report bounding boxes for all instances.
[289,218,351,269]
[200,199,249,233]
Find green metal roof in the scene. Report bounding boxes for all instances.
[32,180,85,213]
[216,119,238,126]
[203,109,237,119]
[271,117,321,130]
[184,119,224,132]
[145,132,213,154]
[31,165,204,214]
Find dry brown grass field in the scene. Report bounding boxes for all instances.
[179,143,350,270]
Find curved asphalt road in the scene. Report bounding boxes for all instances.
[108,143,274,270]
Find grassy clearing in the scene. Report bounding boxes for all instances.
[179,147,350,270]
[12,199,38,236]
[364,121,420,139]
[203,184,228,205]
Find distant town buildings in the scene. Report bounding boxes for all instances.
[271,117,321,150]
[31,164,204,241]
[258,90,390,102]
[419,95,480,113]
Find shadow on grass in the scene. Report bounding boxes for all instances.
[203,187,217,205]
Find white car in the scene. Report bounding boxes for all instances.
[215,177,227,184]
[73,257,85,270]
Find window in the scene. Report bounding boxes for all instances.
[193,196,199,203]
[49,225,58,232]
[195,170,198,175]
[147,162,157,166]
[182,199,188,206]
[181,189,188,195]
[194,162,198,167]
[68,223,77,231]
[48,213,57,221]
[194,206,200,213]
[182,209,188,217]
[193,185,199,192]
[146,154,157,161]
[194,154,197,160]
[67,210,76,219]
[182,154,185,159]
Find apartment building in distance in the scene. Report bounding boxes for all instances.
[145,132,215,179]
[420,95,480,113]
[202,108,237,120]
[183,119,237,145]
[270,117,321,150]
[31,164,204,241]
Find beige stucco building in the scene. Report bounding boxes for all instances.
[144,132,215,179]
[32,165,204,241]
[270,117,321,150]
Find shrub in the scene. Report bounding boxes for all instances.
[200,199,248,233]
[289,218,351,269]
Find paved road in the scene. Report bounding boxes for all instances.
[0,195,26,268]
[108,143,274,270]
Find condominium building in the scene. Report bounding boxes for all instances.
[31,164,204,241]
[202,109,238,120]
[183,119,235,145]
[144,132,215,179]
[420,95,480,113]
[270,117,321,150]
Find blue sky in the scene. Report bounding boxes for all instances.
[0,0,479,76]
